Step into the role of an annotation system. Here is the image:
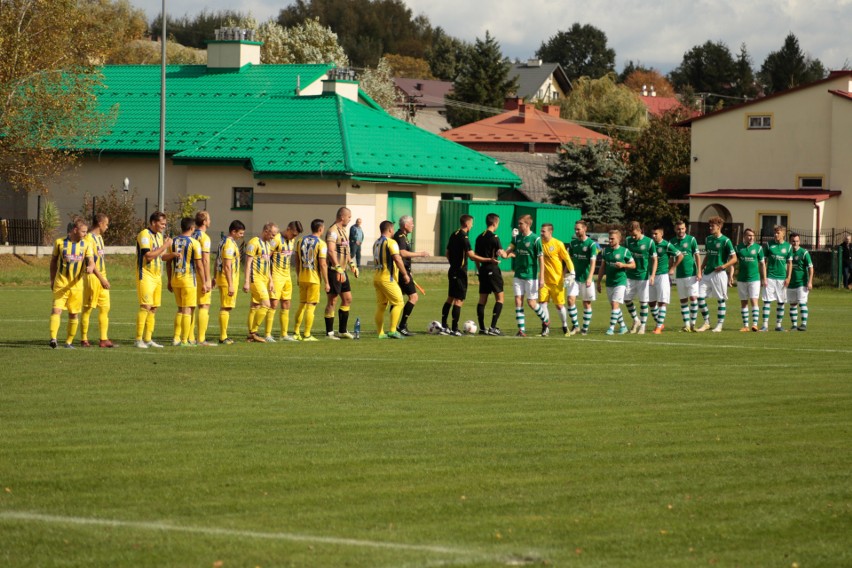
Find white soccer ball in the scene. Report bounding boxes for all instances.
[427,321,444,335]
[463,320,477,334]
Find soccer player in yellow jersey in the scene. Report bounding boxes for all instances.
[373,220,411,339]
[244,222,277,342]
[188,211,214,346]
[135,211,173,349]
[324,207,359,340]
[80,213,114,348]
[266,220,302,341]
[215,220,245,344]
[166,217,204,347]
[539,223,576,336]
[294,219,330,341]
[49,218,95,349]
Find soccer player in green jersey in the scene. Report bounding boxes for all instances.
[786,233,813,331]
[735,228,766,331]
[760,225,793,331]
[624,221,658,334]
[567,220,599,335]
[505,214,549,337]
[649,226,683,334]
[670,220,703,332]
[596,229,636,335]
[698,216,737,332]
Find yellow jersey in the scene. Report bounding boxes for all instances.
[245,236,272,283]
[215,236,241,288]
[297,235,327,284]
[52,237,93,290]
[84,233,107,277]
[270,233,296,279]
[541,237,574,287]
[136,228,164,279]
[372,235,400,283]
[169,235,202,288]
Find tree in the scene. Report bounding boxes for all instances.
[359,57,404,118]
[252,17,349,67]
[79,0,148,63]
[732,43,760,100]
[383,54,434,79]
[151,9,250,48]
[559,73,647,142]
[759,33,826,94]
[0,0,114,195]
[625,108,693,227]
[109,39,206,65]
[445,31,517,128]
[545,140,626,226]
[535,23,616,81]
[668,41,738,107]
[427,27,470,81]
[623,69,675,97]
[619,60,653,83]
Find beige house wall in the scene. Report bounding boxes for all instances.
[693,198,818,233]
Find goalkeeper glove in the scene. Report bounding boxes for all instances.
[349,261,359,278]
[563,272,576,289]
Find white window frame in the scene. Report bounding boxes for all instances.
[747,114,772,130]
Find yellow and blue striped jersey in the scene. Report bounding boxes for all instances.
[270,233,296,279]
[297,235,327,284]
[84,233,107,277]
[215,236,241,287]
[245,236,271,282]
[52,237,93,290]
[169,235,202,288]
[372,236,400,282]
[136,228,164,279]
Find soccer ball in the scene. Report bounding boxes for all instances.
[463,320,477,334]
[427,321,444,335]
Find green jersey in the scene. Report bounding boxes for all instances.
[704,234,735,272]
[789,247,813,288]
[654,239,682,275]
[735,242,764,282]
[763,240,793,280]
[510,232,542,279]
[568,237,599,281]
[602,245,633,287]
[670,234,699,278]
[625,235,657,280]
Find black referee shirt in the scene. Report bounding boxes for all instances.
[446,229,471,270]
[393,229,412,272]
[474,230,501,266]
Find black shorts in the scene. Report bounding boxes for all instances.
[478,266,504,294]
[327,268,351,295]
[447,268,468,300]
[398,271,416,296]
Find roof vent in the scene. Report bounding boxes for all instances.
[526,59,542,67]
[207,27,261,69]
[322,68,360,102]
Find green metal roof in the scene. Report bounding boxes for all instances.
[85,64,521,189]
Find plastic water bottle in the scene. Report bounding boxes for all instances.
[354,317,361,339]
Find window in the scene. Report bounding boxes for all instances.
[759,214,788,240]
[798,176,823,189]
[232,187,253,210]
[747,114,772,130]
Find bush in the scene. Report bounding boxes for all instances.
[77,186,143,245]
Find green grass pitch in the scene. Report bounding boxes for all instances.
[1,256,850,566]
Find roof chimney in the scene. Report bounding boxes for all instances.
[526,58,542,67]
[207,27,261,69]
[322,67,360,102]
[504,97,522,111]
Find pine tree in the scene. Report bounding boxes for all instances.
[759,33,826,94]
[445,31,517,128]
[545,141,626,225]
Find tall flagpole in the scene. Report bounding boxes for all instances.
[158,0,166,213]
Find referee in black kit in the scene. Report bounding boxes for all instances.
[393,215,429,335]
[475,213,508,335]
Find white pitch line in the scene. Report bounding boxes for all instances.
[0,511,493,560]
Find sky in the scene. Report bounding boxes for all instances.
[133,0,851,73]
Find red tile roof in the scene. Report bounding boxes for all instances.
[689,189,841,203]
[639,95,689,116]
[829,89,852,101]
[441,102,609,153]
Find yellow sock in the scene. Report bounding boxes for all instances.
[144,311,156,342]
[66,318,79,345]
[248,308,256,334]
[280,308,290,336]
[265,308,275,337]
[389,303,402,333]
[196,307,208,343]
[180,313,192,342]
[188,311,197,343]
[294,304,306,335]
[375,303,386,336]
[99,306,109,341]
[80,308,93,341]
[136,309,147,340]
[304,304,316,337]
[254,306,269,336]
[219,310,230,341]
[174,313,182,342]
[49,313,61,340]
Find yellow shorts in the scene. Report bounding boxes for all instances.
[137,275,162,307]
[250,277,270,304]
[197,285,212,306]
[53,282,84,314]
[83,274,110,310]
[219,286,238,309]
[539,284,565,306]
[374,279,404,307]
[299,281,321,304]
[173,286,198,308]
[272,276,293,301]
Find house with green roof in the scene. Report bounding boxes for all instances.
[13,33,520,253]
